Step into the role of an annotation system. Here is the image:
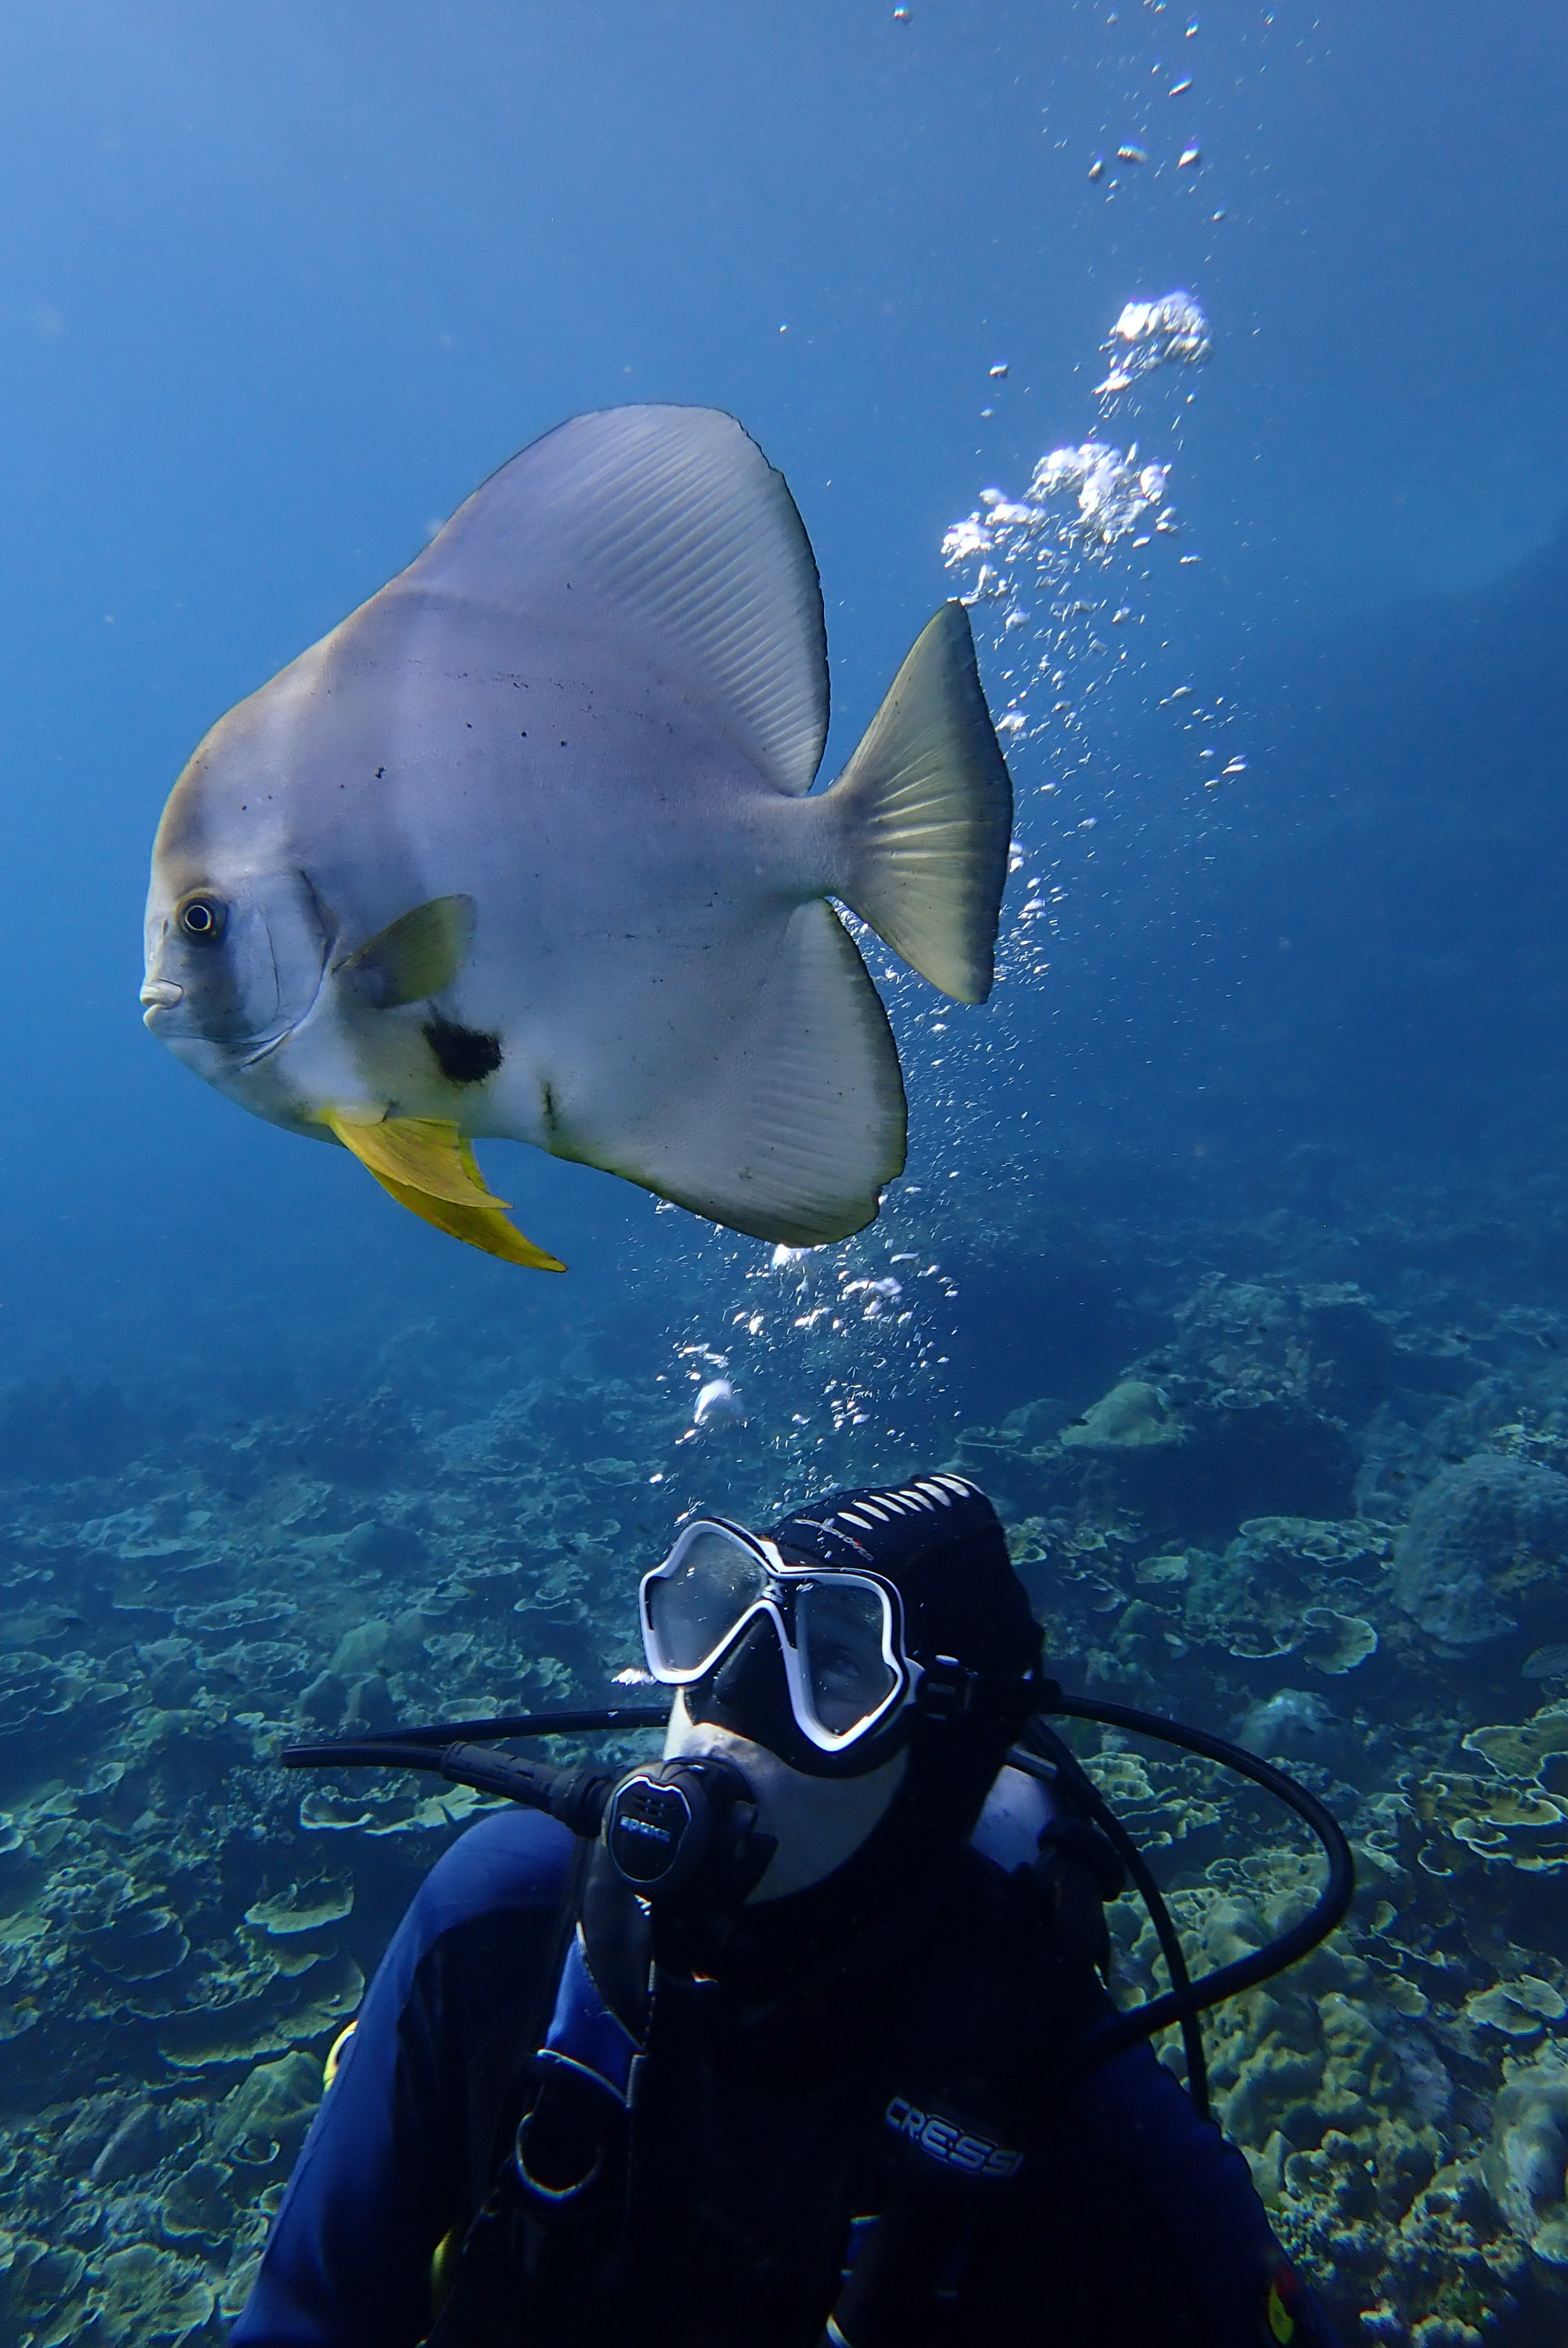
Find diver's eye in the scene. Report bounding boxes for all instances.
[177,894,227,943]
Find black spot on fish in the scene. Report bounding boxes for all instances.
[541,1081,561,1137]
[423,1016,503,1086]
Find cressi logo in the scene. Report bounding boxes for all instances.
[884,2095,1023,2181]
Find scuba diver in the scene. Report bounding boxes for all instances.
[234,1476,1345,2347]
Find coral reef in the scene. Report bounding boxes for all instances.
[7,1189,1568,2340]
[1396,1458,1568,1656]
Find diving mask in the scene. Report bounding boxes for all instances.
[640,1517,916,1756]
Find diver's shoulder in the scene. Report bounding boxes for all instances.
[404,1807,577,1947]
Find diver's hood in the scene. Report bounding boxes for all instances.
[771,1478,1041,1820]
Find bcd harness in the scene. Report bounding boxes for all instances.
[419,1795,1119,2347]
[285,1688,1353,2348]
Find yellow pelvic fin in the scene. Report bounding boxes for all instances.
[321,1111,566,1271]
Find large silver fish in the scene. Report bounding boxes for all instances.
[142,406,1011,1269]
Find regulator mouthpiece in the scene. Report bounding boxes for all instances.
[602,1754,775,1903]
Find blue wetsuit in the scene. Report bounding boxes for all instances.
[233,1807,1336,2348]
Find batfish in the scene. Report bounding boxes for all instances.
[142,405,1011,1269]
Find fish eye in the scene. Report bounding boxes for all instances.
[177,893,227,943]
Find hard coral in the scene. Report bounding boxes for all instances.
[1486,2045,1568,2267]
[1396,1455,1568,1654]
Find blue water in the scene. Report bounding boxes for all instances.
[3,6,1568,2339]
[3,0,1563,1405]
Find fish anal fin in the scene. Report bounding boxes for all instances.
[603,899,906,1245]
[338,895,475,1009]
[323,1109,492,1205]
[322,1110,565,1271]
[829,603,1012,1004]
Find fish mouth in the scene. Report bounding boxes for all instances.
[138,977,296,1063]
[140,956,325,1061]
[140,980,183,1022]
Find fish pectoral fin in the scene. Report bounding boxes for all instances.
[321,1110,565,1271]
[336,895,476,1009]
[829,602,1012,1005]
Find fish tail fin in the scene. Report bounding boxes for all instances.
[830,602,1012,1005]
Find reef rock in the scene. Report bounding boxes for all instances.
[1094,1277,1368,1532]
[340,1520,428,1573]
[1237,1688,1356,1769]
[1485,2045,1568,2266]
[1396,1454,1568,1652]
[1062,1379,1183,1452]
[211,2050,323,2169]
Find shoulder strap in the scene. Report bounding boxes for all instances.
[535,1924,643,2108]
[467,1830,594,2197]
[424,1835,593,2348]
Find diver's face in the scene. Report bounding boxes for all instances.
[664,1692,908,1903]
[673,1587,913,1781]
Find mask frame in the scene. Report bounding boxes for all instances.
[639,1517,920,1755]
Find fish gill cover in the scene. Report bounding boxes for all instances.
[2,6,1568,2344]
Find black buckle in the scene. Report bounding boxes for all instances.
[916,1655,978,1721]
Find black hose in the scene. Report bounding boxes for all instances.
[1030,1685,1356,2080]
[321,1703,669,1746]
[280,1736,615,1837]
[1009,1726,1210,2121]
[280,1690,1353,2093]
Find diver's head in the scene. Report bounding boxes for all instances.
[638,1476,1041,1903]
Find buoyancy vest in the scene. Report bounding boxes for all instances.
[422,1796,1138,2348]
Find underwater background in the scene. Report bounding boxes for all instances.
[3,2,1568,2339]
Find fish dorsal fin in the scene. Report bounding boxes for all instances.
[413,406,829,795]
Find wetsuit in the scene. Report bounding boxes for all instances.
[232,1804,1338,2348]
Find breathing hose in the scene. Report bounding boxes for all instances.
[1009,1721,1211,2118]
[1025,1682,1356,2088]
[281,1685,1355,2105]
